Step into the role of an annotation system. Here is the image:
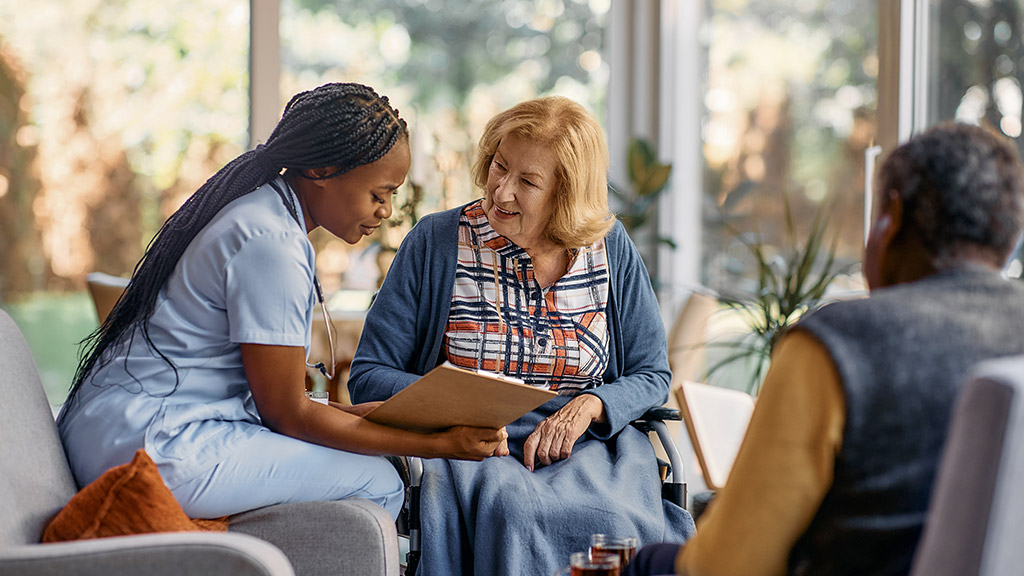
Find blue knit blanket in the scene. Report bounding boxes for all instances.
[418,399,696,575]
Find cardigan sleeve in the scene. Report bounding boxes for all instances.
[582,222,673,437]
[348,217,441,403]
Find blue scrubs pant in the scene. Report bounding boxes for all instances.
[170,428,405,520]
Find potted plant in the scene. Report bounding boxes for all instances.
[703,194,846,395]
[611,138,676,252]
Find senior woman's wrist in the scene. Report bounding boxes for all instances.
[574,393,607,424]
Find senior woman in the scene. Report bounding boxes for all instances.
[349,96,695,575]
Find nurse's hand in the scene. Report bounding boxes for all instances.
[434,426,508,460]
[492,436,509,458]
[523,394,605,472]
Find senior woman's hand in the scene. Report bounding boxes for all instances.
[523,394,606,471]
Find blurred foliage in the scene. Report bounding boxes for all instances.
[700,0,877,298]
[280,0,609,232]
[0,0,248,299]
[0,0,248,405]
[289,0,606,111]
[931,2,1024,153]
[0,45,47,298]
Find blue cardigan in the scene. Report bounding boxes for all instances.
[348,204,671,436]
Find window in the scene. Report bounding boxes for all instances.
[698,1,878,297]
[924,0,1024,148]
[0,0,248,405]
[1,0,608,405]
[276,0,610,293]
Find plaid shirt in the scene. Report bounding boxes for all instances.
[444,200,610,393]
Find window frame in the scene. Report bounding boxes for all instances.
[249,0,280,148]
[249,0,907,311]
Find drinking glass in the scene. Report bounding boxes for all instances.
[590,534,637,570]
[553,551,620,576]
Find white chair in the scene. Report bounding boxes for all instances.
[909,355,1024,576]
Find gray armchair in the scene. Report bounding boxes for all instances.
[0,309,399,576]
[909,355,1024,576]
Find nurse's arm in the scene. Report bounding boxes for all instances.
[240,343,507,461]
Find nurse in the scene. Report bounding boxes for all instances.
[58,82,507,520]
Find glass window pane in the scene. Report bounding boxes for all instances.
[0,0,249,407]
[926,0,1024,147]
[925,1,1024,277]
[279,0,609,293]
[700,0,877,298]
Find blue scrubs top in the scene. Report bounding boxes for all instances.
[59,177,316,488]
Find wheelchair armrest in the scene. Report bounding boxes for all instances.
[639,406,681,422]
[631,407,687,508]
[402,456,425,574]
[629,407,680,434]
[407,455,424,487]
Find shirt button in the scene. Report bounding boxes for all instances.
[538,338,548,348]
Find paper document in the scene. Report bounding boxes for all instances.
[364,364,558,432]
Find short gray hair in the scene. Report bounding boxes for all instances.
[878,122,1024,265]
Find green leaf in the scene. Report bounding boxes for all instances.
[627,139,646,184]
[634,138,656,163]
[640,164,672,196]
[701,190,843,394]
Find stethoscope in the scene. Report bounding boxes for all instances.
[268,177,337,381]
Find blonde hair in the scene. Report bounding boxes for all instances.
[472,96,614,248]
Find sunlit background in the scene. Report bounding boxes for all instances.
[2,0,1023,405]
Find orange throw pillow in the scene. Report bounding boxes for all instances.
[42,449,227,542]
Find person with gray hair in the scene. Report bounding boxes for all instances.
[626,122,1024,576]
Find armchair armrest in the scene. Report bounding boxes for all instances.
[0,532,293,576]
[229,499,400,576]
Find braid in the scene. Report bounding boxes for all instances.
[65,83,408,414]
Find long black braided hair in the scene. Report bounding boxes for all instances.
[63,83,408,416]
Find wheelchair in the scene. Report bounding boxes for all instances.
[397,406,687,575]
